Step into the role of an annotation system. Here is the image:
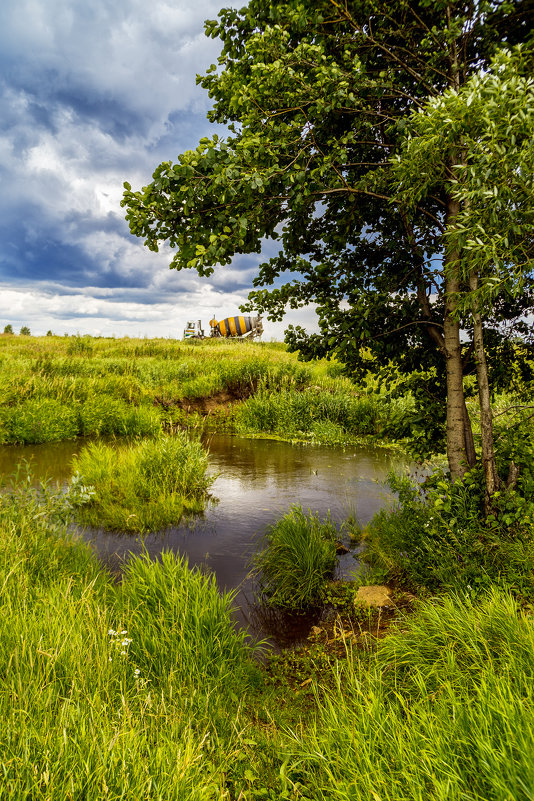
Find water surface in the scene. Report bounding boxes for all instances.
[0,434,407,645]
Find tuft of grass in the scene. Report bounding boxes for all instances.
[253,505,338,610]
[1,397,78,443]
[72,433,215,532]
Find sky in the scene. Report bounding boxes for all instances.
[0,0,318,340]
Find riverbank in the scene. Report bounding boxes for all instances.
[2,478,534,799]
[0,335,415,448]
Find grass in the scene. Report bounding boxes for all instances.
[72,433,215,532]
[253,505,339,610]
[0,334,418,448]
[362,459,534,597]
[0,475,255,800]
[235,383,416,443]
[2,474,534,798]
[285,590,534,801]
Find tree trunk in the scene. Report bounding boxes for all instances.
[444,196,469,480]
[469,273,501,507]
[462,398,477,469]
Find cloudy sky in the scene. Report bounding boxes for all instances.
[0,0,317,339]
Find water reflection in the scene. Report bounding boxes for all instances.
[0,433,407,646]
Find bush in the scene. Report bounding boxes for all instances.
[364,465,534,597]
[72,433,215,532]
[253,506,338,610]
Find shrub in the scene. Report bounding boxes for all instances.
[72,433,215,532]
[364,465,534,597]
[67,335,94,356]
[253,506,338,610]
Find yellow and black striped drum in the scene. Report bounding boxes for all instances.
[210,315,262,338]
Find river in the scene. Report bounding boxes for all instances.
[0,434,407,645]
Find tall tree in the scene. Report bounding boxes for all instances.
[393,45,534,502]
[122,0,533,479]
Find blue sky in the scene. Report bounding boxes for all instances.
[0,0,318,339]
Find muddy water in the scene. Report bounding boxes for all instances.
[0,434,408,646]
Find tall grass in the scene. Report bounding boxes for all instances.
[288,591,534,800]
[73,433,215,531]
[0,476,253,800]
[253,505,338,610]
[236,385,415,442]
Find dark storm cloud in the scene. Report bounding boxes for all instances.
[0,0,318,338]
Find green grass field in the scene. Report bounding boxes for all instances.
[2,479,534,799]
[0,334,414,446]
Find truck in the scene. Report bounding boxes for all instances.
[183,315,263,340]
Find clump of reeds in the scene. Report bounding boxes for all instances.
[72,433,215,532]
[253,505,338,610]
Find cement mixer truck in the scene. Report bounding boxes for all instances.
[183,315,263,340]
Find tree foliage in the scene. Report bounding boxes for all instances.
[122,0,534,474]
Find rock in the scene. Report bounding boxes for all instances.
[354,585,393,608]
[335,540,350,555]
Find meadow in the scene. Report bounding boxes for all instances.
[1,332,534,798]
[0,333,414,446]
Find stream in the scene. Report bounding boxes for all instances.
[0,434,409,646]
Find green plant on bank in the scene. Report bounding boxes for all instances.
[293,590,534,801]
[0,397,79,444]
[0,476,257,800]
[0,395,161,444]
[235,385,416,443]
[4,472,534,798]
[72,433,215,532]
[364,438,534,597]
[253,505,338,610]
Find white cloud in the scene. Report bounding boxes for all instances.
[0,283,319,340]
[0,1,320,343]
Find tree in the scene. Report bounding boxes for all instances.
[393,46,534,503]
[3,324,13,335]
[122,0,533,481]
[20,326,31,336]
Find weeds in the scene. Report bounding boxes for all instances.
[253,505,339,610]
[363,462,534,596]
[72,433,215,532]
